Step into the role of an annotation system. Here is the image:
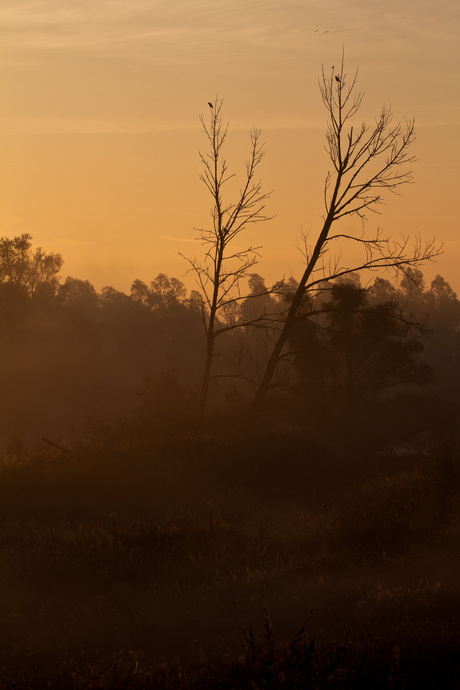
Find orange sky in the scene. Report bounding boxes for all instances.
[1,0,459,294]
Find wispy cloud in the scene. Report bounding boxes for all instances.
[157,235,201,244]
[0,115,332,136]
[2,0,458,55]
[0,116,198,135]
[0,0,336,62]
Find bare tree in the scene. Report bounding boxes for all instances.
[246,58,441,426]
[182,98,271,422]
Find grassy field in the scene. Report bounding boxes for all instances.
[0,426,459,688]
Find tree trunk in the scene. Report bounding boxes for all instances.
[246,211,336,427]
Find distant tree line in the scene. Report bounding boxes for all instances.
[0,233,459,451]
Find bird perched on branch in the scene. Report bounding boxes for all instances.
[335,75,341,84]
[208,102,213,109]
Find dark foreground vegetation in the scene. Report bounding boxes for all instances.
[0,419,459,689]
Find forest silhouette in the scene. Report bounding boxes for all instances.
[2,233,459,449]
[0,63,459,689]
[1,232,459,688]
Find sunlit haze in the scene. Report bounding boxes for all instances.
[1,0,459,293]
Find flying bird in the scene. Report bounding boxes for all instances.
[208,102,213,109]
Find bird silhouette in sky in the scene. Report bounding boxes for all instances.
[208,102,213,109]
[335,75,341,83]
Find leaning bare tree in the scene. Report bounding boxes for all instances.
[247,58,440,426]
[182,98,271,423]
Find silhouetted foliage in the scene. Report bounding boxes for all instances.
[0,233,62,299]
[292,277,432,404]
